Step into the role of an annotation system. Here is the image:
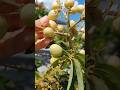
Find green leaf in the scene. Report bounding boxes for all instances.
[73,59,84,90]
[67,60,73,90]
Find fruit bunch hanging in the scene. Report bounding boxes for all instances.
[35,0,85,90]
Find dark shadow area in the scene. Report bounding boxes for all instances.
[86,0,120,90]
[0,0,35,90]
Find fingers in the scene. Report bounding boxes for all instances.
[35,38,52,51]
[35,15,49,31]
[35,15,51,50]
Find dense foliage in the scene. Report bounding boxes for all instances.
[35,0,85,90]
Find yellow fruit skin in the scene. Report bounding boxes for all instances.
[71,7,78,13]
[57,24,64,31]
[49,20,57,29]
[43,27,55,38]
[50,44,63,58]
[0,16,8,39]
[77,5,85,13]
[48,10,58,20]
[52,2,60,10]
[64,0,74,8]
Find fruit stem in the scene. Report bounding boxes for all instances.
[69,17,83,30]
[55,32,70,36]
[67,10,73,49]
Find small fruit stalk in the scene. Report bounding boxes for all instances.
[35,0,85,90]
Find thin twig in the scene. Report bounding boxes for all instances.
[69,17,84,30]
[55,32,70,36]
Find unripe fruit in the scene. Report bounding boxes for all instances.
[0,16,8,39]
[77,5,85,13]
[50,57,58,64]
[43,27,55,38]
[49,20,57,29]
[52,2,60,10]
[57,24,64,31]
[20,3,35,27]
[48,10,58,20]
[50,44,63,58]
[70,20,76,27]
[64,0,74,8]
[79,49,85,54]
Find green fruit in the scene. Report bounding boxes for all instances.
[43,27,55,38]
[20,3,35,27]
[50,44,63,58]
[0,16,8,39]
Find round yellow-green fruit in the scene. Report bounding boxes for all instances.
[48,10,58,20]
[71,6,78,13]
[50,44,63,58]
[77,5,85,13]
[64,0,74,8]
[49,20,57,29]
[52,2,60,10]
[43,27,55,38]
[57,24,64,32]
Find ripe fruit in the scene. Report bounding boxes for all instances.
[77,5,85,13]
[43,27,55,38]
[0,16,8,39]
[50,44,63,58]
[71,6,78,13]
[48,10,58,20]
[64,0,74,8]
[52,2,60,10]
[50,57,58,64]
[49,20,57,29]
[20,3,35,27]
[57,24,64,31]
[70,20,76,27]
